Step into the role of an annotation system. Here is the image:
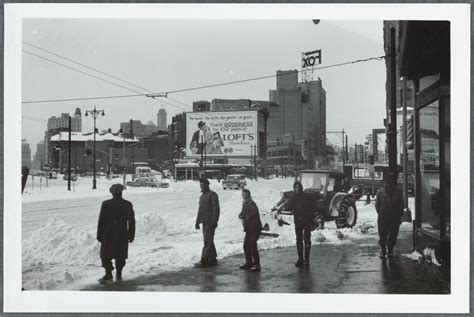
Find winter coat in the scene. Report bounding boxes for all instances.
[287,192,316,221]
[97,197,135,260]
[196,190,220,225]
[239,199,263,233]
[375,186,404,220]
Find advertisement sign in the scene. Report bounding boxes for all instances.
[186,111,257,157]
[301,49,322,69]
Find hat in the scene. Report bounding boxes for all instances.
[110,183,124,195]
[199,178,210,186]
[197,121,205,128]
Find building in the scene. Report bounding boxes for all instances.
[22,139,31,168]
[142,131,171,171]
[33,141,45,170]
[269,70,326,167]
[211,99,251,111]
[120,120,160,138]
[168,112,187,164]
[157,108,167,131]
[49,131,143,174]
[384,21,450,261]
[44,108,83,168]
[192,100,211,112]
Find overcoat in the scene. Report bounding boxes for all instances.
[239,199,263,233]
[97,197,135,260]
[196,190,220,224]
[375,186,404,220]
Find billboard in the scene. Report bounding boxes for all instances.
[186,111,257,157]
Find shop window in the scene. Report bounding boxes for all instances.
[419,100,440,237]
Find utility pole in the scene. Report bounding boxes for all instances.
[401,76,411,223]
[345,134,348,162]
[130,119,134,176]
[122,132,126,189]
[388,27,398,175]
[67,116,71,191]
[342,129,345,166]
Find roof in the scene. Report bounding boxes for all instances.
[50,132,138,143]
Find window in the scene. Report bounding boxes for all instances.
[419,100,440,237]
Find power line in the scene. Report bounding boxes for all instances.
[23,50,144,95]
[22,54,388,104]
[23,41,153,94]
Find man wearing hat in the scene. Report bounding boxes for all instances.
[194,178,220,268]
[190,121,207,155]
[96,183,136,283]
[375,172,403,259]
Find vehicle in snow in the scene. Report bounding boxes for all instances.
[126,176,169,188]
[63,174,78,181]
[222,174,247,190]
[270,169,358,230]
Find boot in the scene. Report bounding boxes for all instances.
[116,268,123,281]
[379,246,387,259]
[98,270,113,284]
[303,245,311,267]
[295,244,304,267]
[249,264,261,272]
[387,246,394,258]
[239,263,251,270]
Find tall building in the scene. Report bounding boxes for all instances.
[33,141,45,170]
[120,120,160,138]
[211,99,251,111]
[22,139,32,168]
[269,70,326,167]
[157,108,167,131]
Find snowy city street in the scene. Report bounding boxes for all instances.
[21,175,419,291]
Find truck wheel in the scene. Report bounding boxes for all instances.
[313,215,325,230]
[335,197,358,228]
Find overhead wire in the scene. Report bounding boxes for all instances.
[22,54,389,104]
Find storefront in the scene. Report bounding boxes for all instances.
[398,21,450,261]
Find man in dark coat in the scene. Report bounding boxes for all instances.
[238,188,263,272]
[342,176,351,193]
[190,121,206,155]
[194,178,220,268]
[97,183,135,283]
[287,181,316,267]
[375,172,403,258]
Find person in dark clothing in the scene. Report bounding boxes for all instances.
[375,172,404,259]
[342,176,351,193]
[238,188,263,272]
[194,178,220,268]
[287,181,316,267]
[96,183,135,283]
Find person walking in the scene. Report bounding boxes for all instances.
[96,183,135,283]
[287,181,316,267]
[375,172,404,258]
[194,178,220,268]
[238,188,262,272]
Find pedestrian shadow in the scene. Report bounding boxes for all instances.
[295,267,315,293]
[244,271,261,292]
[200,271,216,292]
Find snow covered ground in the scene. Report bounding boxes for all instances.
[22,175,415,290]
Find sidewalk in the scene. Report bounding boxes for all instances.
[83,226,450,294]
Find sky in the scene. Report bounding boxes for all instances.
[22,19,386,155]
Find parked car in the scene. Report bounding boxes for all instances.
[222,174,247,190]
[126,177,169,188]
[63,174,78,181]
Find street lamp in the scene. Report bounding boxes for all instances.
[85,106,105,189]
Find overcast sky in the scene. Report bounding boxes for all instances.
[22,19,386,155]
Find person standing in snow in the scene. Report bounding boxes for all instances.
[238,188,262,272]
[287,181,316,267]
[375,172,404,259]
[96,183,135,283]
[194,178,220,268]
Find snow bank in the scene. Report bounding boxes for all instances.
[22,177,417,290]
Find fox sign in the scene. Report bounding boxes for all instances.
[301,50,322,68]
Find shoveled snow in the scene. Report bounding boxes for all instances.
[22,175,416,290]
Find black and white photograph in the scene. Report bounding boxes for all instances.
[3,3,470,314]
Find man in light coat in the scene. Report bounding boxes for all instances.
[194,178,220,268]
[97,183,135,283]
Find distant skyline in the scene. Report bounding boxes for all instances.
[22,19,386,155]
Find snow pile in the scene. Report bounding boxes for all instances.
[23,217,99,267]
[136,212,168,238]
[402,250,423,262]
[422,247,442,266]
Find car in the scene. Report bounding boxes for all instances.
[63,174,78,181]
[270,169,358,230]
[126,177,169,188]
[222,174,247,190]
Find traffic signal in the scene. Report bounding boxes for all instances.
[406,115,414,149]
